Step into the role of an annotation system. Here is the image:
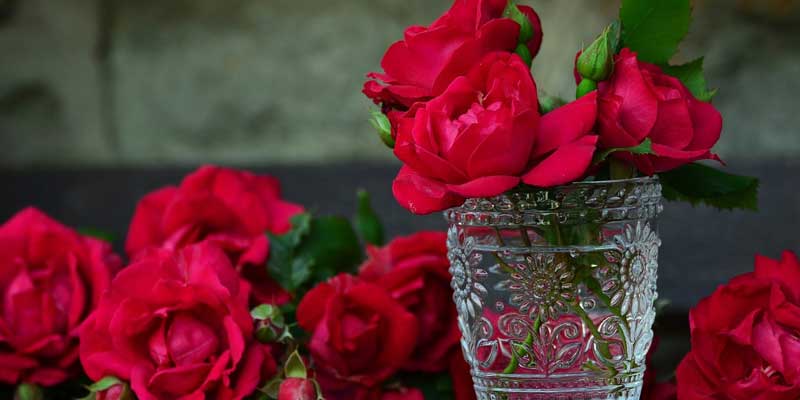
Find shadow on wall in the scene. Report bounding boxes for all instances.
[0,0,798,166]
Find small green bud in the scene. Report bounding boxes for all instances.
[251,304,292,344]
[514,43,533,67]
[576,78,598,99]
[14,384,43,400]
[538,95,567,114]
[577,24,616,81]
[369,110,394,148]
[503,1,534,43]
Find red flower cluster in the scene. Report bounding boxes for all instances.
[365,0,724,215]
[677,251,800,399]
[298,231,475,400]
[126,165,304,305]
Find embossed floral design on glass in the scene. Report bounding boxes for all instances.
[445,177,662,400]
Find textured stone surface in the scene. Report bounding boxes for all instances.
[0,0,798,165]
[0,0,112,166]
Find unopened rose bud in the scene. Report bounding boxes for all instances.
[97,384,134,400]
[576,78,598,99]
[577,24,616,81]
[278,378,317,400]
[251,304,293,344]
[14,384,43,400]
[369,110,394,148]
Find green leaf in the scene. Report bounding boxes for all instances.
[369,110,394,148]
[620,0,691,64]
[593,138,653,164]
[662,58,717,102]
[353,190,384,246]
[285,351,308,379]
[659,163,759,211]
[298,216,363,282]
[78,227,115,243]
[266,213,314,292]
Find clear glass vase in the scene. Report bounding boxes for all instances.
[445,177,663,400]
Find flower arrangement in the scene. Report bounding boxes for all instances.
[364,0,758,214]
[0,0,794,399]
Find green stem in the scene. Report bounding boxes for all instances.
[494,227,506,246]
[519,227,531,247]
[502,317,540,374]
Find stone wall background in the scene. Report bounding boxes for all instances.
[0,0,798,167]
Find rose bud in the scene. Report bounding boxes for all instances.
[96,383,134,400]
[278,378,317,400]
[251,304,292,344]
[13,384,43,400]
[370,110,395,148]
[577,24,615,82]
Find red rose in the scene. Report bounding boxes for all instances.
[450,352,477,400]
[278,378,316,400]
[641,338,677,400]
[359,231,459,372]
[381,387,425,400]
[0,208,121,386]
[364,0,542,112]
[96,384,133,400]
[126,165,303,305]
[296,274,418,394]
[676,251,800,399]
[80,243,277,400]
[392,52,599,214]
[596,48,723,174]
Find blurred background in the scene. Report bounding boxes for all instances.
[1,0,799,373]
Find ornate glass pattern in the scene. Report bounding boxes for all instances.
[445,177,663,400]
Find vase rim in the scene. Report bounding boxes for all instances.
[444,176,662,225]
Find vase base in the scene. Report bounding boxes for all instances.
[471,371,644,400]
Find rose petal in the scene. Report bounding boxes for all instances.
[532,91,597,159]
[446,176,520,198]
[392,166,464,215]
[522,136,599,187]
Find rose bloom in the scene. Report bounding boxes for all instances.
[296,274,418,397]
[450,352,478,400]
[392,52,599,214]
[596,48,723,174]
[0,208,121,385]
[126,165,303,305]
[359,231,459,372]
[676,251,800,399]
[80,243,277,400]
[364,0,542,113]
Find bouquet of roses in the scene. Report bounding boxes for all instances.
[364,0,758,214]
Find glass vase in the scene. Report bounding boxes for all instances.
[445,177,663,400]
